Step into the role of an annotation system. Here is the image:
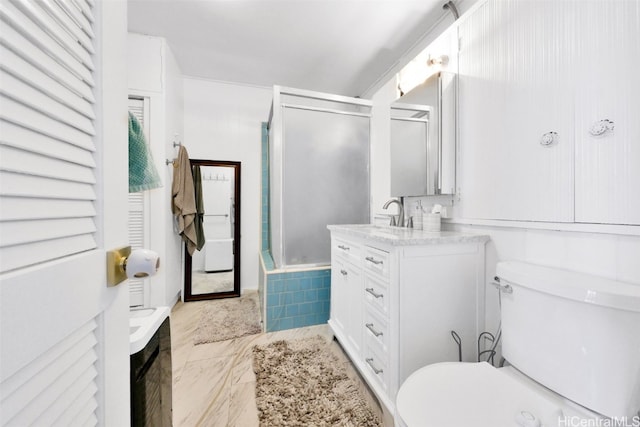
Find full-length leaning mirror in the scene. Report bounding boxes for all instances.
[184,160,241,301]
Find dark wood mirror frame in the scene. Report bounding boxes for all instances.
[184,159,241,301]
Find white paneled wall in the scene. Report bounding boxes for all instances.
[183,78,272,291]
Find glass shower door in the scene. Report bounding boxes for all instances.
[282,106,370,266]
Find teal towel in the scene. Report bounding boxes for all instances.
[129,112,162,192]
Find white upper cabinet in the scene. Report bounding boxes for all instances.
[458,0,575,222]
[458,0,639,225]
[574,1,640,225]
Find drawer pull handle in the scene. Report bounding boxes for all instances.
[365,358,383,374]
[338,245,350,251]
[340,269,348,276]
[365,256,383,265]
[365,323,383,337]
[365,288,383,299]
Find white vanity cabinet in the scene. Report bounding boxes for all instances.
[330,236,364,354]
[328,225,489,415]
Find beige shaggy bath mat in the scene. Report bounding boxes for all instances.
[193,297,261,344]
[252,336,382,427]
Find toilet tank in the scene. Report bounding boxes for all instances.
[496,261,640,418]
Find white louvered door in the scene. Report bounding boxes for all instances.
[0,1,129,425]
[128,97,150,307]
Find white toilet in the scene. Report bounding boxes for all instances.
[396,261,640,427]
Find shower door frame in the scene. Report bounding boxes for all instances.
[268,86,373,269]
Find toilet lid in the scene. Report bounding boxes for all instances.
[396,362,596,427]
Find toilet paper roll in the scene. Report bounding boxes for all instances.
[126,249,160,278]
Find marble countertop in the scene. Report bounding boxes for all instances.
[327,224,490,246]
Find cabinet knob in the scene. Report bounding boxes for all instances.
[540,131,558,146]
[340,269,348,276]
[589,119,614,136]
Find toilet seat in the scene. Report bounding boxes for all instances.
[395,362,599,427]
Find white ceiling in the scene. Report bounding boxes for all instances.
[127,0,452,97]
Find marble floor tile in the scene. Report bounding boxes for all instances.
[170,294,385,427]
[173,355,233,426]
[227,381,259,427]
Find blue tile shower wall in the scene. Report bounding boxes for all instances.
[265,269,331,332]
[261,249,275,271]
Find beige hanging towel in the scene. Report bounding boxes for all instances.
[171,145,198,255]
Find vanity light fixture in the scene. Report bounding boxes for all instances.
[427,54,449,67]
[397,53,450,96]
[397,58,428,96]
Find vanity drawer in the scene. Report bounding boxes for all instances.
[363,307,389,356]
[333,237,362,266]
[363,274,389,318]
[362,343,388,393]
[363,246,389,278]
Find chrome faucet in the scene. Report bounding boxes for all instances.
[383,198,404,227]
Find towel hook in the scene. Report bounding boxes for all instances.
[173,133,181,147]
